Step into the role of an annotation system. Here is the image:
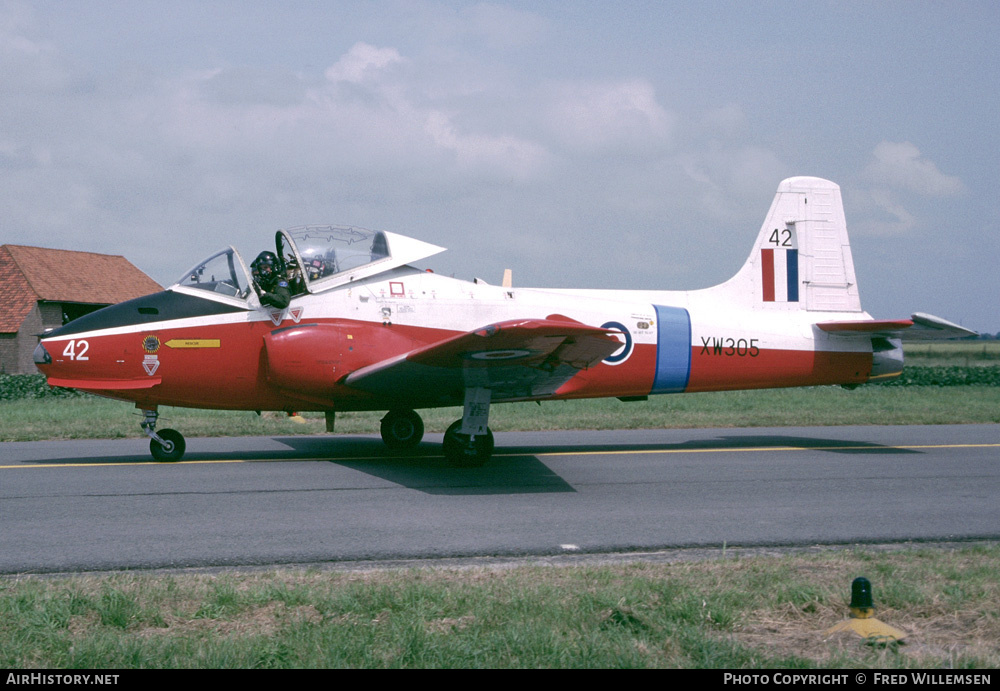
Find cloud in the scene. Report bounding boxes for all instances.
[151,42,551,183]
[853,187,918,237]
[863,141,964,197]
[544,79,675,155]
[0,8,814,293]
[423,110,550,178]
[325,42,405,84]
[852,142,965,237]
[0,1,72,93]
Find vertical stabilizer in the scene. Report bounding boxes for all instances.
[716,177,862,313]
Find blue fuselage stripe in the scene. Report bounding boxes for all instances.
[651,305,691,394]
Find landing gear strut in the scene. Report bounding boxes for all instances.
[380,409,425,450]
[443,386,494,467]
[141,408,186,462]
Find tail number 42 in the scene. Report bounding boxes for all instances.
[62,339,90,361]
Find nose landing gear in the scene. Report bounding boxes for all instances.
[141,408,186,462]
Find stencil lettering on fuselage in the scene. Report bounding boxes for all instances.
[651,305,691,394]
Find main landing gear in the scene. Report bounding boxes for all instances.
[380,387,495,467]
[442,420,494,468]
[137,393,495,466]
[380,409,425,450]
[141,408,186,462]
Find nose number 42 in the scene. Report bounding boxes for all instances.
[62,339,90,361]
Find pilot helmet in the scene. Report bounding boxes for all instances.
[300,248,327,281]
[251,251,280,284]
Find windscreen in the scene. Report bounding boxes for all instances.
[173,247,253,300]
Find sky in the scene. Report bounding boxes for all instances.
[2,0,997,334]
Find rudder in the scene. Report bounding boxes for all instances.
[717,177,862,313]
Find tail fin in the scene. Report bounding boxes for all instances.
[717,177,862,313]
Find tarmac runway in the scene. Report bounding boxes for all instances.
[2,424,998,574]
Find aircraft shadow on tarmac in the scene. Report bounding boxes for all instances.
[278,433,921,495]
[277,436,576,496]
[22,432,920,496]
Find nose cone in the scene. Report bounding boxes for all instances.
[33,341,52,368]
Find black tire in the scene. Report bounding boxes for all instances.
[380,409,425,450]
[150,429,186,462]
[442,420,494,467]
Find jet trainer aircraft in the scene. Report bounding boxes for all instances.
[34,177,974,465]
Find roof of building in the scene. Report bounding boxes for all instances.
[0,245,162,332]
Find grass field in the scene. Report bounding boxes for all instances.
[2,385,1000,442]
[3,545,997,668]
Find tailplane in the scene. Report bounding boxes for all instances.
[717,177,862,313]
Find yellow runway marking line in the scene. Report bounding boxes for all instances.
[532,443,1000,458]
[3,443,999,469]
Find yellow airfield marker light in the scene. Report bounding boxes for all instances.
[824,577,907,644]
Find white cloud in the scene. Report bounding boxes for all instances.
[863,141,964,197]
[0,2,71,93]
[545,79,674,154]
[854,188,918,237]
[325,42,404,84]
[423,110,550,178]
[852,142,965,238]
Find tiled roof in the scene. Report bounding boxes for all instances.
[0,245,162,333]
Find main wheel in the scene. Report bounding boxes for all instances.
[150,429,186,462]
[380,409,425,450]
[442,420,494,468]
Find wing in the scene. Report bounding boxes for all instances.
[343,317,622,406]
[816,312,977,341]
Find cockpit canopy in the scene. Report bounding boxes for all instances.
[276,225,392,294]
[170,225,445,306]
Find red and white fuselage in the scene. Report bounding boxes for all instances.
[35,177,972,462]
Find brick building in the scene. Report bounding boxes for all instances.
[0,245,162,374]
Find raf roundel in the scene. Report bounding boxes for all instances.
[600,321,633,365]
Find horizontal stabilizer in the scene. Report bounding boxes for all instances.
[817,313,977,341]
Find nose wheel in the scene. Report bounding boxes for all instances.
[141,409,186,462]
